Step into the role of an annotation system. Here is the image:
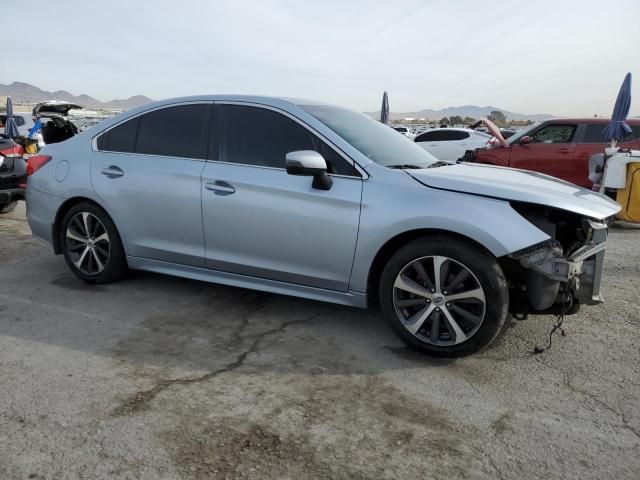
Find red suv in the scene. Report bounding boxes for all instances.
[470,118,640,188]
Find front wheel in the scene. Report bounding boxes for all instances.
[379,236,508,357]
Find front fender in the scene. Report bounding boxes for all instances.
[349,176,549,293]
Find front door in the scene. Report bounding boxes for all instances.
[510,123,577,183]
[91,103,211,266]
[201,104,362,291]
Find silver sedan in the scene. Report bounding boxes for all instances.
[25,95,620,356]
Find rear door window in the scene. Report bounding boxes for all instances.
[135,104,210,159]
[442,130,470,141]
[582,124,607,143]
[214,104,358,176]
[532,124,576,144]
[97,104,211,159]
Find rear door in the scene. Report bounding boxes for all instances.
[201,103,362,291]
[91,103,211,266]
[510,123,578,183]
[573,123,608,188]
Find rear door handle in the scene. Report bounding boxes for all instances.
[101,166,124,178]
[558,148,571,153]
[205,180,235,196]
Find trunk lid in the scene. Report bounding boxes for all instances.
[33,101,83,119]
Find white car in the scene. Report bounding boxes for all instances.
[392,126,415,138]
[415,128,492,163]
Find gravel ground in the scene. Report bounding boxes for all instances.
[0,202,638,480]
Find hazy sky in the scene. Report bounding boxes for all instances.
[4,0,639,116]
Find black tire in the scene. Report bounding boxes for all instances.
[379,235,508,357]
[0,201,17,214]
[60,202,128,284]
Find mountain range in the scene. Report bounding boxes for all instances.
[1,81,554,120]
[365,105,553,122]
[0,82,153,110]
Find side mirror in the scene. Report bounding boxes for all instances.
[520,136,532,145]
[285,150,333,190]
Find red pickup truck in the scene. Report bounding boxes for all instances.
[469,118,640,188]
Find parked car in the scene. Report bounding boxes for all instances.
[393,126,415,138]
[415,128,492,163]
[0,136,26,214]
[26,95,619,357]
[32,101,83,145]
[468,118,640,188]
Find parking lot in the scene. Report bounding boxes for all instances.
[0,202,638,479]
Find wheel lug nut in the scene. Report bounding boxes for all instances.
[435,307,440,312]
[430,288,435,293]
[446,302,451,307]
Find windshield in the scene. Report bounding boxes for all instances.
[507,122,541,145]
[301,104,438,168]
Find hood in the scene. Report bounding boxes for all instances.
[478,118,508,147]
[407,163,620,220]
[471,118,508,147]
[33,101,83,119]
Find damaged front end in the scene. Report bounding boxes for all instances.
[503,203,610,316]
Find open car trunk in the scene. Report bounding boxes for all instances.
[33,101,83,144]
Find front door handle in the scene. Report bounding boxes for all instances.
[205,180,235,196]
[558,148,571,153]
[101,166,124,178]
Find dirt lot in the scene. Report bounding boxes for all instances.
[0,202,638,479]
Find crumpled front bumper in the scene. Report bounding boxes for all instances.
[510,221,608,309]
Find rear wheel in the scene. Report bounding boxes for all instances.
[379,236,508,357]
[0,201,17,214]
[60,202,127,284]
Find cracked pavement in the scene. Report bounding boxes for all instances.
[1,203,639,479]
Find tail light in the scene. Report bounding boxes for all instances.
[26,155,52,176]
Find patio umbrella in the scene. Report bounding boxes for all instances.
[4,97,20,138]
[380,91,389,125]
[603,72,632,148]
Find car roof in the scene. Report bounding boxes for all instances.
[422,127,482,133]
[544,117,640,125]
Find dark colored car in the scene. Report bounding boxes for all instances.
[0,136,26,214]
[469,118,640,188]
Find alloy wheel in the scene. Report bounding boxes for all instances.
[65,212,110,275]
[392,255,486,346]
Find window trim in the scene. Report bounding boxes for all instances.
[211,101,366,179]
[91,101,213,162]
